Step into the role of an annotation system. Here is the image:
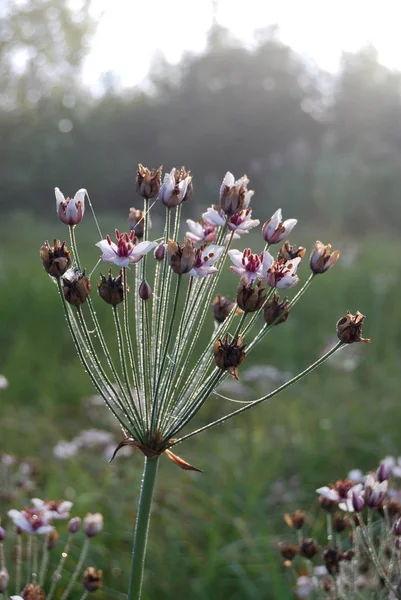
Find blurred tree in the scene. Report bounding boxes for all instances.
[0,0,94,108]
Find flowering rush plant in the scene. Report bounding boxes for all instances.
[279,458,401,599]
[1,497,103,599]
[40,165,370,599]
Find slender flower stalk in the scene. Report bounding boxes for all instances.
[41,164,370,599]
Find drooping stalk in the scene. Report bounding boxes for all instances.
[128,455,160,600]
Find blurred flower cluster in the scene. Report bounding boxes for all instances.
[1,497,103,599]
[279,459,401,598]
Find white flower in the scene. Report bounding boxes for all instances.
[159,168,192,207]
[203,206,226,227]
[295,575,317,598]
[262,208,297,244]
[228,248,264,283]
[315,486,341,502]
[347,469,365,483]
[185,219,217,244]
[53,440,79,459]
[7,508,54,535]
[228,209,260,236]
[263,254,301,289]
[83,512,103,537]
[31,498,73,520]
[96,230,156,267]
[55,187,86,226]
[364,474,388,508]
[189,245,225,278]
[0,375,8,390]
[219,172,254,215]
[338,484,364,512]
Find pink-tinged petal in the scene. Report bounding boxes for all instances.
[275,274,299,289]
[111,256,133,267]
[189,266,218,278]
[203,208,226,227]
[36,525,55,535]
[228,249,244,269]
[286,257,302,275]
[316,486,339,501]
[186,219,204,238]
[269,208,282,231]
[260,251,275,278]
[73,189,87,205]
[177,178,189,201]
[55,187,65,209]
[96,239,118,258]
[132,240,157,256]
[203,245,224,264]
[235,175,249,187]
[230,265,245,277]
[31,498,45,508]
[282,218,297,235]
[244,190,254,207]
[8,509,23,521]
[186,232,202,243]
[222,171,235,187]
[339,499,354,512]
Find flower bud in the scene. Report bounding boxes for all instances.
[129,208,149,239]
[83,567,103,592]
[62,269,91,308]
[21,584,45,600]
[154,243,165,261]
[83,513,103,537]
[68,516,81,534]
[212,295,236,323]
[278,241,306,262]
[263,293,290,326]
[323,548,341,575]
[159,167,192,207]
[0,569,8,593]
[376,462,390,483]
[136,164,162,199]
[333,513,349,533]
[309,241,340,275]
[167,238,195,274]
[393,518,401,536]
[284,510,305,530]
[262,209,297,244]
[55,187,86,226]
[214,334,246,380]
[0,527,5,541]
[236,278,265,313]
[299,538,318,559]
[139,279,152,300]
[352,491,365,512]
[47,528,59,550]
[40,240,71,278]
[278,542,298,561]
[98,271,124,306]
[336,311,371,344]
[220,172,250,216]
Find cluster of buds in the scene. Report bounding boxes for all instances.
[1,498,103,598]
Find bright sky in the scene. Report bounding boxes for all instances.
[82,0,401,92]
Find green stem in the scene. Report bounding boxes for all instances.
[128,455,160,600]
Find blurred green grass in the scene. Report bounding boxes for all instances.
[0,211,400,599]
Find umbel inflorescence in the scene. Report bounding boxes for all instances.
[40,166,369,469]
[40,165,370,600]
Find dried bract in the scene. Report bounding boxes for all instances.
[236,277,265,312]
[167,238,195,274]
[336,311,371,344]
[40,239,71,278]
[264,293,290,326]
[98,270,124,306]
[129,207,149,239]
[214,334,246,380]
[21,584,46,600]
[63,269,91,308]
[136,164,162,199]
[83,567,103,592]
[278,241,306,262]
[284,510,305,530]
[212,295,236,323]
[309,241,340,275]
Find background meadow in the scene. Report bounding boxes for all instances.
[1,1,401,598]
